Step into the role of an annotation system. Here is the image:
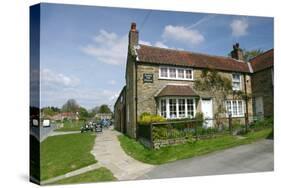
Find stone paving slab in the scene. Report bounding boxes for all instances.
[92,128,155,180]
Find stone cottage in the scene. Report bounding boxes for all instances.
[250,49,274,117]
[114,23,272,139]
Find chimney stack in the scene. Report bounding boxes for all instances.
[231,43,244,61]
[128,22,139,54]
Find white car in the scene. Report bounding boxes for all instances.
[42,119,51,127]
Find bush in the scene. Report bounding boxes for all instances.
[250,116,273,130]
[138,112,166,126]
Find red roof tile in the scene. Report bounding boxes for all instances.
[156,85,199,97]
[136,45,250,73]
[250,49,274,72]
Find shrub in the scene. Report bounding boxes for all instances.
[250,116,273,130]
[138,112,166,126]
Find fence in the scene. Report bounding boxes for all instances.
[137,114,271,149]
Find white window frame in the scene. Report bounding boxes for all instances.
[232,73,242,91]
[159,66,194,81]
[158,97,196,119]
[225,100,245,117]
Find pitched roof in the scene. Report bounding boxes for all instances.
[250,49,274,72]
[136,44,251,73]
[156,85,199,97]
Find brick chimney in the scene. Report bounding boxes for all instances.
[231,43,244,61]
[128,22,139,54]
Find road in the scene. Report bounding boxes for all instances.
[30,124,57,142]
[138,139,273,179]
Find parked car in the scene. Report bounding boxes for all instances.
[42,119,51,128]
[99,119,112,128]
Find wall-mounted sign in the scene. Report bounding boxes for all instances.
[143,73,153,83]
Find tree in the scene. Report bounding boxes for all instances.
[89,106,100,117]
[41,106,59,116]
[79,107,89,120]
[98,104,112,114]
[194,69,233,127]
[62,99,80,112]
[243,49,264,62]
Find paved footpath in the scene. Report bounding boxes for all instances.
[92,128,155,180]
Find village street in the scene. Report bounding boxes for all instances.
[93,129,273,180]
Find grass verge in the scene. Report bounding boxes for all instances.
[55,120,85,131]
[40,133,96,180]
[51,167,116,184]
[118,128,273,165]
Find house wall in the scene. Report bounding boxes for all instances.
[125,54,137,138]
[114,88,126,133]
[136,63,253,119]
[251,68,273,117]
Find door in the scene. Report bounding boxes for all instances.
[201,99,213,128]
[255,96,264,117]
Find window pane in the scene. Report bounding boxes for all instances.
[187,99,194,118]
[232,101,238,116]
[178,69,184,78]
[232,74,241,90]
[185,69,192,79]
[233,82,240,90]
[238,101,243,116]
[160,67,168,77]
[169,99,177,118]
[160,99,167,118]
[178,99,185,117]
[169,68,176,78]
[226,101,232,115]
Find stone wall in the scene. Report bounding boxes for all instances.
[136,63,253,120]
[125,55,137,138]
[251,68,274,117]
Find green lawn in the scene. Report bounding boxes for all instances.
[51,167,116,184]
[118,128,273,165]
[55,120,85,131]
[40,133,97,180]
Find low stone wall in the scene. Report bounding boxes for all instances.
[153,138,187,149]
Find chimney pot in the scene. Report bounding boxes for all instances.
[131,22,137,31]
[231,43,244,61]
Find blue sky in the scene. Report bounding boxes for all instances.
[39,3,273,110]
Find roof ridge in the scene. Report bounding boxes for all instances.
[139,44,243,63]
[249,48,274,62]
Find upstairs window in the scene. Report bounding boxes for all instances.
[160,67,168,77]
[169,68,176,78]
[232,73,241,90]
[159,66,193,80]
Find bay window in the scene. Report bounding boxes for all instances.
[159,97,196,119]
[169,99,177,118]
[226,100,244,117]
[159,66,193,80]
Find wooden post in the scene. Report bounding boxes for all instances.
[229,114,232,134]
[245,113,249,133]
[150,124,153,149]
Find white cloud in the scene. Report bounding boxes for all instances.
[162,25,205,45]
[154,41,169,48]
[81,30,128,65]
[139,40,152,46]
[41,86,120,110]
[230,19,249,37]
[41,68,80,88]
